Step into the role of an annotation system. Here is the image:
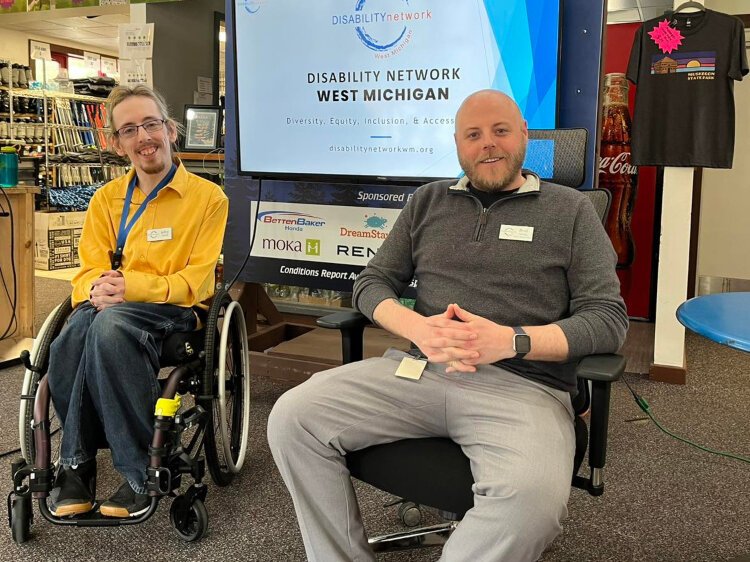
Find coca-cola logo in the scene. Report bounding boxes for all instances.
[599,152,637,175]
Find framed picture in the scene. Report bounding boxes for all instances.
[182,105,222,152]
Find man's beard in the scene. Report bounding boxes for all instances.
[135,145,170,175]
[460,145,526,192]
[140,159,168,175]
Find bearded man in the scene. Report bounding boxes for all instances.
[267,89,628,562]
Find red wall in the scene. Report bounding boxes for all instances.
[603,22,657,320]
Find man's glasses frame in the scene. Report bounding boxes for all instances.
[115,119,167,139]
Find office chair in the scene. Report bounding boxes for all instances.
[316,129,626,552]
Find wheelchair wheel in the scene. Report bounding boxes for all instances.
[169,495,208,542]
[10,493,32,544]
[19,297,72,463]
[202,292,250,487]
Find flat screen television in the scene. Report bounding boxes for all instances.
[233,0,561,182]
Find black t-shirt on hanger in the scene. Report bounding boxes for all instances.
[626,9,748,168]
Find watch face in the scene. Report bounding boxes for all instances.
[514,334,531,354]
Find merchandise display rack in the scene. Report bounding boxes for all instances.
[0,59,128,211]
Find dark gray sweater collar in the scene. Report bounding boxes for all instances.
[447,170,541,195]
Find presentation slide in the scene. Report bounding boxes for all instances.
[234,0,560,180]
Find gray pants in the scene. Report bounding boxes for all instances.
[267,349,575,562]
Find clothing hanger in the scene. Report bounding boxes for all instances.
[674,1,706,12]
[664,2,705,23]
[666,1,706,16]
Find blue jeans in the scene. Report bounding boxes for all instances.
[47,301,196,494]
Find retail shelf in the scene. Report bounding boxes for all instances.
[0,85,108,104]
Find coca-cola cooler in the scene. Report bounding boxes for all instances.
[600,23,658,320]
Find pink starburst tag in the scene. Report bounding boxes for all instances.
[648,19,684,54]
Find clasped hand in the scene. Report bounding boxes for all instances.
[416,304,514,373]
[89,270,125,311]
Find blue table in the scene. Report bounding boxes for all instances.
[679,294,750,562]
[676,292,750,353]
[677,293,750,562]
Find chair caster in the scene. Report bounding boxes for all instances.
[8,493,33,544]
[169,495,208,542]
[398,501,423,527]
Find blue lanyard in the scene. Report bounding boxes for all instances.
[111,164,177,269]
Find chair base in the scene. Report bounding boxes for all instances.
[369,521,458,553]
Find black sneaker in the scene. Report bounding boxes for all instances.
[99,481,150,518]
[49,459,97,517]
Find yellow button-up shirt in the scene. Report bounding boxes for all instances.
[72,163,228,308]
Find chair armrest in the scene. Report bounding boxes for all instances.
[316,311,370,364]
[575,353,626,382]
[316,310,370,330]
[576,354,625,496]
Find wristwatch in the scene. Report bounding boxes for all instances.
[512,327,531,359]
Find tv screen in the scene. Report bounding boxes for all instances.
[233,0,561,181]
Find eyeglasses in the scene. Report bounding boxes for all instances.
[115,119,166,139]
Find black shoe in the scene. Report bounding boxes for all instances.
[49,459,97,517]
[99,481,150,518]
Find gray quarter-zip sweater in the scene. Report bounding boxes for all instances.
[352,172,628,393]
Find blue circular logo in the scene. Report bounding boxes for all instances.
[239,0,261,14]
[355,0,409,52]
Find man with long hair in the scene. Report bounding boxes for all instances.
[47,85,227,518]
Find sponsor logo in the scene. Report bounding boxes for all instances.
[261,238,320,256]
[257,211,327,230]
[262,238,322,256]
[332,0,431,56]
[336,244,378,258]
[335,215,390,239]
[262,238,302,253]
[306,239,321,256]
[339,227,388,240]
[363,214,388,229]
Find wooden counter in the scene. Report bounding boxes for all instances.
[0,186,40,364]
[177,152,224,162]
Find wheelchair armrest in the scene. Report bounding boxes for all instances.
[575,353,625,495]
[316,311,371,364]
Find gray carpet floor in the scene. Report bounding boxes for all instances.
[1,277,749,561]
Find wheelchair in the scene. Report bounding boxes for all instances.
[8,288,250,544]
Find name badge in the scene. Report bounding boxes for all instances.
[147,227,172,242]
[499,224,534,242]
[395,357,427,380]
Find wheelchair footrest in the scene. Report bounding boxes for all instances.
[37,496,160,526]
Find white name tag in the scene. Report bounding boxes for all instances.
[499,224,534,242]
[395,357,427,380]
[147,227,172,242]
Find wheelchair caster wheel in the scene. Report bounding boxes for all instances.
[398,502,423,527]
[170,496,208,542]
[10,494,32,544]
